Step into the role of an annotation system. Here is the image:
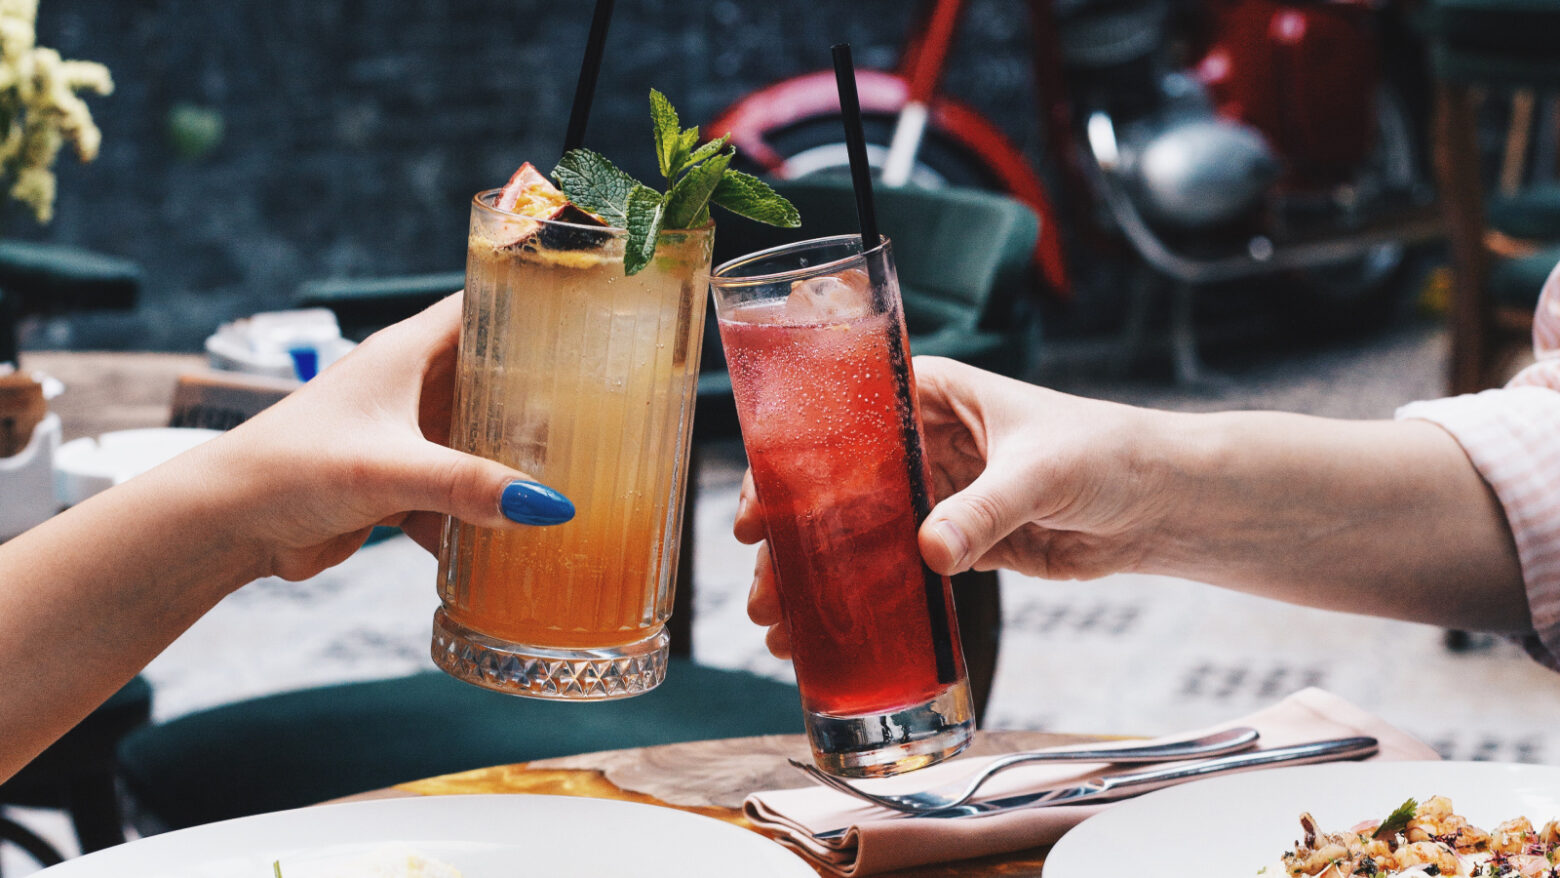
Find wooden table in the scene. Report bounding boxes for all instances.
[342,730,1104,877]
[19,351,205,440]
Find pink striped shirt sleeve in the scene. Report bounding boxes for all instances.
[1397,260,1560,669]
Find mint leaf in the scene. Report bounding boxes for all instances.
[674,128,700,175]
[649,89,682,179]
[624,185,665,276]
[1373,798,1417,839]
[664,148,732,230]
[711,170,801,227]
[681,134,730,176]
[552,148,644,227]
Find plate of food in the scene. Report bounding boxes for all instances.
[1046,761,1560,878]
[36,794,814,878]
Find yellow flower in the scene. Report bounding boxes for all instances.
[0,0,110,223]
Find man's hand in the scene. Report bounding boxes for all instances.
[739,355,1172,658]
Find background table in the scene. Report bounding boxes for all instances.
[20,352,204,440]
[344,730,1100,877]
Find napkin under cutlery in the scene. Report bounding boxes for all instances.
[742,688,1439,875]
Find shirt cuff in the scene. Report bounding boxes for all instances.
[1397,387,1560,669]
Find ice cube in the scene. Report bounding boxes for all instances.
[786,268,873,323]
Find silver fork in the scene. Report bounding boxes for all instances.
[788,725,1259,813]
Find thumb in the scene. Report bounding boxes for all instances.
[392,443,574,529]
[919,469,1031,575]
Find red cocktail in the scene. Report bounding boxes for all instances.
[711,236,973,777]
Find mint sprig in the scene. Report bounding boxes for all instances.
[552,89,800,275]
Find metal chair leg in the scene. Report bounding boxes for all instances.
[0,814,66,870]
[64,771,127,854]
[1113,271,1159,376]
[1170,282,1231,389]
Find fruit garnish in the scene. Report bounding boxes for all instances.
[491,162,610,251]
[496,162,573,216]
[549,89,800,275]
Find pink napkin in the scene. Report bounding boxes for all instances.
[743,688,1439,875]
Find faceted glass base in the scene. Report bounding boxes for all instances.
[805,678,975,778]
[430,608,668,701]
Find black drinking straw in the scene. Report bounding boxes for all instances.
[832,43,959,687]
[830,44,881,251]
[563,0,616,153]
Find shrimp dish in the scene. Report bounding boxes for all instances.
[1271,796,1559,878]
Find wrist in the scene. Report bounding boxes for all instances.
[168,432,280,590]
[1124,408,1244,578]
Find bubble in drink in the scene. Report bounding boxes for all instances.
[786,268,872,322]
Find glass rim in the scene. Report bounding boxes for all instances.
[711,234,892,288]
[472,189,715,239]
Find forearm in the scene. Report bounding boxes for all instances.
[1140,410,1528,632]
[0,439,265,781]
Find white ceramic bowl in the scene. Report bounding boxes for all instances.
[54,427,222,506]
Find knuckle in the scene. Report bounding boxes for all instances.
[434,455,489,517]
[958,491,1009,535]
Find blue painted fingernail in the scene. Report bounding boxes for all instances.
[501,481,575,525]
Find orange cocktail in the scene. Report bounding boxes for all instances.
[433,189,712,699]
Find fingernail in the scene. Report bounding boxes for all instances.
[934,519,969,569]
[501,481,575,525]
[736,493,748,521]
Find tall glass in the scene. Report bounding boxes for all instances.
[433,189,713,700]
[709,235,974,777]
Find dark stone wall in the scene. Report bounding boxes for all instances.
[17,0,1039,351]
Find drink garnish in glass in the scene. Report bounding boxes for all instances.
[434,91,799,700]
[710,235,975,777]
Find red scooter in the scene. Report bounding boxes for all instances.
[710,0,1440,382]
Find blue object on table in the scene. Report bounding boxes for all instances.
[287,346,319,381]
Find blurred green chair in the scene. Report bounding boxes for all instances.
[117,663,799,831]
[1424,0,1560,394]
[0,241,140,364]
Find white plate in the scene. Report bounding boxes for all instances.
[1047,761,1560,878]
[38,794,814,878]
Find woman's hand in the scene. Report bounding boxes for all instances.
[740,355,1172,657]
[0,292,578,783]
[200,292,572,582]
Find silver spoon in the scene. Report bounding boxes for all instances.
[788,725,1259,813]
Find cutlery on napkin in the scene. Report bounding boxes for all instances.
[741,687,1440,876]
